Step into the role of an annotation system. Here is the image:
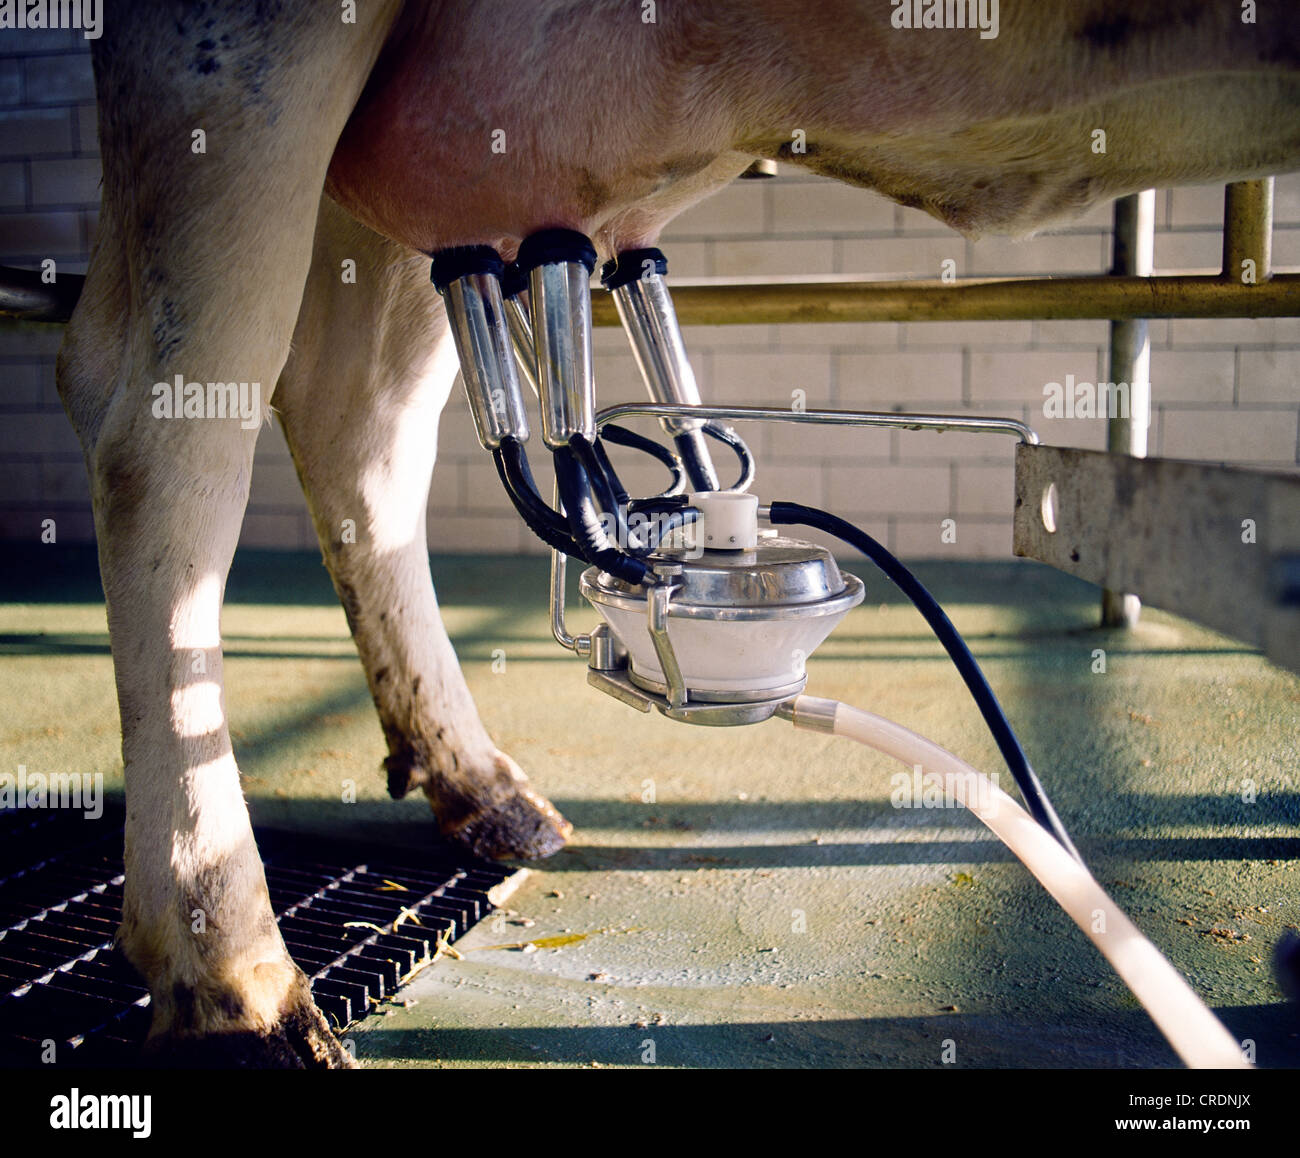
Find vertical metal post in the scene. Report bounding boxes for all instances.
[1101,190,1155,628]
[1222,177,1273,283]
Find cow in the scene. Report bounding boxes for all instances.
[53,0,1299,1066]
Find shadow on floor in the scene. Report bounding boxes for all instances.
[538,836,1300,872]
[358,1003,1300,1069]
[549,793,1300,833]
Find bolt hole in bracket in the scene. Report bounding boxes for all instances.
[553,402,1038,724]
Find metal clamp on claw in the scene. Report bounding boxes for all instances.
[560,491,865,726]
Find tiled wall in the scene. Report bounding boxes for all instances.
[1,28,1297,558]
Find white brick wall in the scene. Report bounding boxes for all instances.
[1,32,1297,558]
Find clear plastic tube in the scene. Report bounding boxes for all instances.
[784,695,1250,1070]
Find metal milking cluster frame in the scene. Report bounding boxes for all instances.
[429,229,1036,726]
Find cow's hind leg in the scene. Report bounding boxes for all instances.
[276,197,570,859]
[56,1,400,1065]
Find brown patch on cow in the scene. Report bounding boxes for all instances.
[191,38,222,75]
[384,744,424,799]
[1076,3,1205,54]
[218,989,248,1022]
[574,168,612,217]
[171,981,196,1026]
[91,440,154,544]
[150,295,184,362]
[333,576,364,634]
[1078,10,1134,52]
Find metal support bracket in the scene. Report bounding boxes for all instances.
[1013,444,1300,675]
[585,667,792,727]
[646,574,688,710]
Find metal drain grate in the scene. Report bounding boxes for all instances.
[0,806,524,1066]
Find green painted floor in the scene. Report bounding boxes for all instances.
[2,545,1298,1068]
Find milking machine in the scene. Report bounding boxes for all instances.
[430,229,1249,1069]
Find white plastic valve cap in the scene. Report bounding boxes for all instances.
[690,491,759,550]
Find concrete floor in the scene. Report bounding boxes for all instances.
[2,545,1298,1068]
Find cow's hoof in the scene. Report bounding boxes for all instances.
[436,752,572,861]
[142,977,356,1069]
